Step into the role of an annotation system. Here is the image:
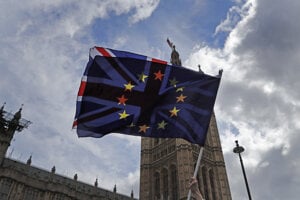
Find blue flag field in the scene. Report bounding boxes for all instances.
[73,47,221,145]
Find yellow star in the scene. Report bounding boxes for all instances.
[169,78,178,87]
[124,82,135,92]
[169,106,180,117]
[119,110,130,119]
[176,87,184,92]
[157,120,167,129]
[139,124,150,133]
[138,73,148,82]
[176,94,187,102]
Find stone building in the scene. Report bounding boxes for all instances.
[139,114,232,200]
[0,104,136,200]
[139,40,232,200]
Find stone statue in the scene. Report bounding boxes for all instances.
[26,155,32,165]
[51,166,56,173]
[167,38,182,66]
[198,64,204,74]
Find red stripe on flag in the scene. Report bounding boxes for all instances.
[72,120,78,128]
[152,58,167,65]
[78,81,87,96]
[95,47,111,57]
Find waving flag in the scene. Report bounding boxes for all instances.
[73,47,221,145]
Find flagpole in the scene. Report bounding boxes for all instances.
[187,146,204,200]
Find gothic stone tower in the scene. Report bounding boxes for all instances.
[0,104,31,165]
[140,40,231,199]
[139,113,231,200]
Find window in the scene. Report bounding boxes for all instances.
[209,169,216,200]
[154,172,160,199]
[50,193,68,200]
[0,178,12,198]
[23,187,40,200]
[162,169,168,200]
[202,167,209,200]
[170,165,178,200]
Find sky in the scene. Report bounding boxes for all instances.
[1,0,300,199]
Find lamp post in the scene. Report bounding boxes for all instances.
[233,140,252,200]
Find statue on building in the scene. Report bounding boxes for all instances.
[131,189,134,199]
[94,178,98,187]
[167,38,182,66]
[26,155,32,165]
[198,64,204,74]
[51,166,56,173]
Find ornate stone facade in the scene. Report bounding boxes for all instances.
[0,158,135,200]
[139,114,232,200]
[0,105,135,200]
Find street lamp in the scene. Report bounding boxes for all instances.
[233,140,252,200]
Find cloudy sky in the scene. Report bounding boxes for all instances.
[1,0,300,199]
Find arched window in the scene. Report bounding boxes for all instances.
[170,165,178,200]
[154,172,160,199]
[0,178,13,199]
[209,169,216,200]
[202,167,209,200]
[162,168,168,200]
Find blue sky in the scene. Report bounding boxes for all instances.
[1,0,300,199]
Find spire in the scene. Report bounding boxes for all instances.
[13,104,23,121]
[0,102,6,130]
[218,69,223,77]
[0,102,5,114]
[51,166,56,173]
[7,104,31,132]
[131,189,134,198]
[198,64,204,74]
[26,155,32,165]
[1,104,31,165]
[74,173,78,181]
[8,105,23,131]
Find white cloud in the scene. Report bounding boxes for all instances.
[186,0,300,199]
[0,0,159,197]
[128,0,160,24]
[0,0,160,39]
[1,0,300,199]
[215,0,254,35]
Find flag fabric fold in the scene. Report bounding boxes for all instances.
[73,46,221,145]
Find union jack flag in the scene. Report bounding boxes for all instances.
[73,47,221,145]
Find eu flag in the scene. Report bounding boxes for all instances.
[73,47,221,145]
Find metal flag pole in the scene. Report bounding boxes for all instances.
[187,146,204,200]
[233,140,252,200]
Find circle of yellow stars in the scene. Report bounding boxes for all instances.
[117,70,188,135]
